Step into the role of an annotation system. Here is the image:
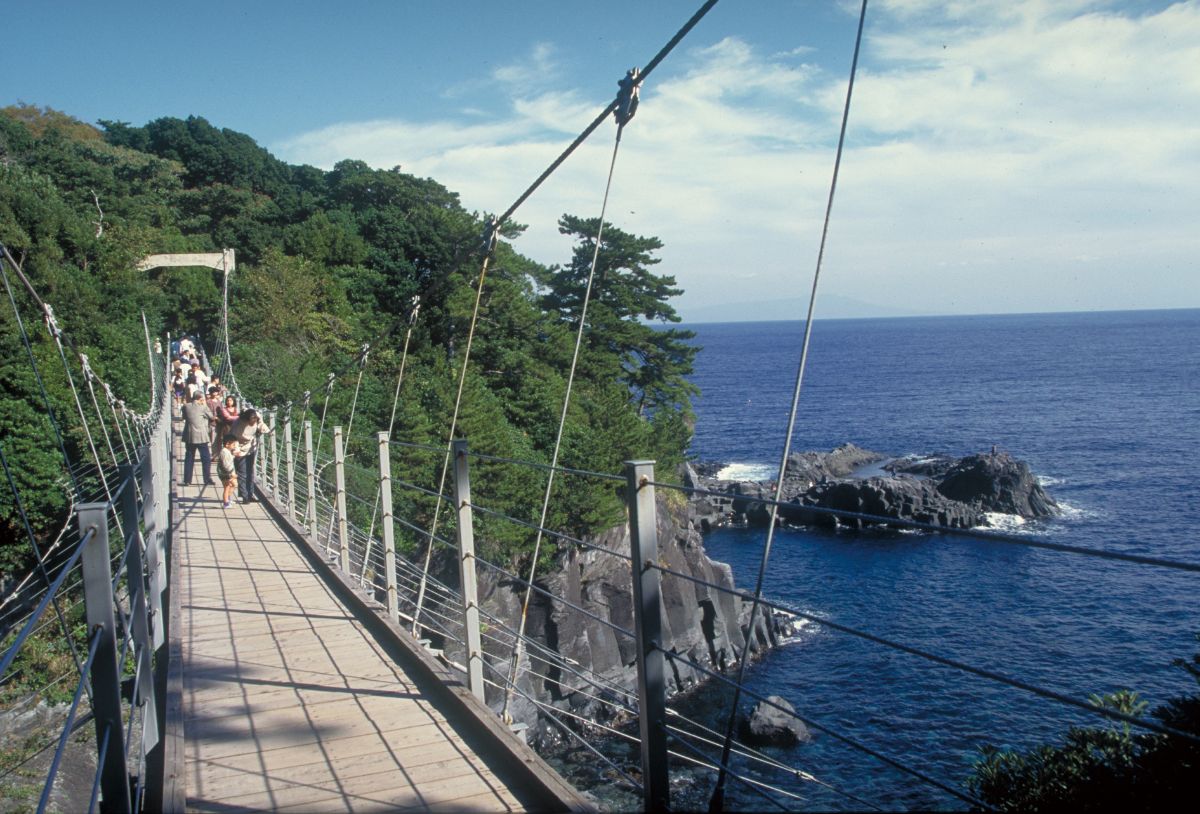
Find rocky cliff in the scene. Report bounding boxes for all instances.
[436,494,786,749]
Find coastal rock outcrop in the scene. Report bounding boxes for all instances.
[691,445,1057,532]
[798,476,982,530]
[936,452,1058,518]
[738,696,810,747]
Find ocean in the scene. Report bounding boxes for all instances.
[679,309,1200,810]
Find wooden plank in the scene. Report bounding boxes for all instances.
[175,483,530,813]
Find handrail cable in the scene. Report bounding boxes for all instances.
[650,556,1200,745]
[0,514,78,623]
[649,479,1200,573]
[479,670,643,792]
[660,644,990,809]
[34,627,102,814]
[710,0,869,808]
[465,499,633,562]
[664,730,806,812]
[469,450,626,483]
[0,530,91,679]
[470,555,636,639]
[84,725,111,814]
[665,711,885,811]
[0,441,87,685]
[464,598,641,712]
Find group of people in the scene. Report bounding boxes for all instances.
[176,336,272,508]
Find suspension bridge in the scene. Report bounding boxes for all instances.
[4,0,1200,811]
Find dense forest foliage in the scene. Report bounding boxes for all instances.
[0,103,696,579]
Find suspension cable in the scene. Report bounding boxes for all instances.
[502,107,633,722]
[710,1,870,808]
[342,342,371,448]
[410,219,500,636]
[495,0,720,228]
[79,355,122,472]
[0,246,79,496]
[42,304,122,533]
[314,372,335,455]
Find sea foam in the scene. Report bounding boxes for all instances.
[716,462,776,481]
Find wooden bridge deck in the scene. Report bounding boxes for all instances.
[172,479,555,813]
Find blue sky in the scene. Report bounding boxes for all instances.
[5,1,1198,321]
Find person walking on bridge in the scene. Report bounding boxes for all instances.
[181,391,215,485]
[230,408,271,503]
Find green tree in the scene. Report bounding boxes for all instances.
[542,214,697,418]
[969,640,1200,811]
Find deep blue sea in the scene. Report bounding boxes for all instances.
[681,309,1200,811]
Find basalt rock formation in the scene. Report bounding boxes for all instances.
[438,494,792,750]
[692,445,1058,532]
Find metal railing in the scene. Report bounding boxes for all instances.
[1,372,173,814]
[238,406,1200,812]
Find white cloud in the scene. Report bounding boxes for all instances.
[275,3,1200,318]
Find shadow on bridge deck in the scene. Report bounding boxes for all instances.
[168,470,588,813]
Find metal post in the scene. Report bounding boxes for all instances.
[284,412,295,519]
[257,416,267,490]
[378,433,399,623]
[626,459,669,812]
[269,410,279,497]
[333,427,349,573]
[119,463,159,754]
[304,420,317,531]
[142,431,165,649]
[451,440,485,703]
[77,502,133,814]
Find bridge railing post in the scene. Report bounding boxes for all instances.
[284,411,295,520]
[378,433,399,624]
[143,408,171,812]
[269,409,279,498]
[304,420,317,533]
[77,501,133,814]
[254,420,263,488]
[625,459,669,813]
[120,462,160,758]
[333,427,350,574]
[143,424,166,649]
[452,440,485,703]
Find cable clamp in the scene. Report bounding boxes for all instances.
[43,303,62,340]
[479,216,500,255]
[614,67,641,126]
